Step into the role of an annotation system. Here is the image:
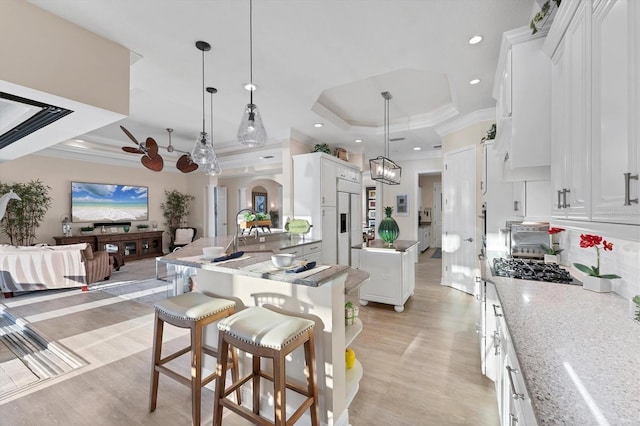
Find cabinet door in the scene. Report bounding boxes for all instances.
[321,159,337,206]
[550,42,567,218]
[321,207,337,264]
[512,181,525,219]
[591,0,639,224]
[564,0,592,220]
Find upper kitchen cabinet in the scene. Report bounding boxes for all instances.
[591,0,639,224]
[493,27,552,182]
[548,0,592,220]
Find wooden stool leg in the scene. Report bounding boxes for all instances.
[304,331,320,426]
[230,347,242,404]
[252,354,261,415]
[273,353,286,426]
[213,332,230,426]
[191,323,203,426]
[149,312,164,413]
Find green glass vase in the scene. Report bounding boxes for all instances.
[378,207,399,247]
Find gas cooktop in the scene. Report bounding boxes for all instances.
[492,258,579,285]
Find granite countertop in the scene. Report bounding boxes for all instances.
[352,239,419,252]
[159,236,368,292]
[482,265,640,425]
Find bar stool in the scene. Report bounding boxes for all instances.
[149,292,241,426]
[213,306,319,426]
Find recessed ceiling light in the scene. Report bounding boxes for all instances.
[313,123,323,128]
[413,147,422,151]
[244,83,257,91]
[469,79,481,85]
[354,139,363,143]
[469,35,483,45]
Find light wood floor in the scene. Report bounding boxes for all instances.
[0,248,498,425]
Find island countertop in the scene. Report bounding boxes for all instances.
[481,265,640,425]
[352,239,419,252]
[159,236,368,292]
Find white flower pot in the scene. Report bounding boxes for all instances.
[582,275,612,293]
[544,254,559,264]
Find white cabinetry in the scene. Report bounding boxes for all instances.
[591,0,639,224]
[549,0,592,220]
[294,152,361,264]
[494,28,551,181]
[357,243,417,312]
[279,242,322,264]
[418,226,431,252]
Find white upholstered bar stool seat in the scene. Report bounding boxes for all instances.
[213,306,319,426]
[149,292,240,426]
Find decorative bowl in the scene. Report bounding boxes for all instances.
[271,253,295,268]
[203,246,225,259]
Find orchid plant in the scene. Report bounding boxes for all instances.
[573,234,621,279]
[540,227,565,255]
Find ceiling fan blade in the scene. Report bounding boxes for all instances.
[176,154,198,173]
[145,137,159,157]
[122,146,141,154]
[120,125,141,145]
[142,154,164,172]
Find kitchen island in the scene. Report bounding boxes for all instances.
[351,240,419,312]
[481,262,640,425]
[157,237,370,426]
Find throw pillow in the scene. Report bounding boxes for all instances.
[82,243,94,261]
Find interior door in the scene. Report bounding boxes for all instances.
[442,146,477,294]
[337,192,350,265]
[432,182,442,247]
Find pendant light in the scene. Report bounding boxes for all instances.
[205,86,222,176]
[369,91,401,185]
[237,0,267,147]
[191,41,216,165]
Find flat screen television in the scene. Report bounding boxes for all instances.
[71,182,149,223]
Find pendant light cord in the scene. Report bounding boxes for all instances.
[201,48,206,134]
[249,0,254,106]
[210,89,214,145]
[385,96,389,158]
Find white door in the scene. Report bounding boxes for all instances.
[337,192,350,265]
[215,186,227,237]
[442,146,477,295]
[432,182,442,247]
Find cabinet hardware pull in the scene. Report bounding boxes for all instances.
[464,237,474,242]
[493,331,501,355]
[492,304,503,317]
[513,201,519,211]
[624,173,639,206]
[510,413,519,426]
[506,365,525,400]
[557,190,563,209]
[562,188,571,208]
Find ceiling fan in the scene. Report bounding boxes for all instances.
[120,126,198,173]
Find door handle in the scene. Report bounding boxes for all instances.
[464,237,473,242]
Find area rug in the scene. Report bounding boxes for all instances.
[91,279,170,307]
[431,248,442,259]
[0,307,87,401]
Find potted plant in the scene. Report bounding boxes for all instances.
[540,227,564,264]
[530,0,562,35]
[136,224,150,231]
[161,189,195,238]
[0,179,52,246]
[573,234,621,293]
[81,226,95,235]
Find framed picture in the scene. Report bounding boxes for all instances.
[367,188,376,200]
[252,192,267,214]
[396,194,409,216]
[368,199,376,209]
[368,210,376,219]
[368,220,376,228]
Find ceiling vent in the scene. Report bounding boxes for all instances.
[0,92,73,150]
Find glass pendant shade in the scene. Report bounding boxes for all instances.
[238,103,267,147]
[370,156,402,185]
[204,152,222,176]
[191,131,214,165]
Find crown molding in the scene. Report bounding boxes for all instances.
[434,108,496,137]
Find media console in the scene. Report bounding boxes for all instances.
[54,230,164,262]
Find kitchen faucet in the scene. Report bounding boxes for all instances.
[227,208,257,253]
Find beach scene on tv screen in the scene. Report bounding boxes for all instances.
[72,182,148,222]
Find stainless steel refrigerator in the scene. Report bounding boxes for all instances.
[337,190,361,266]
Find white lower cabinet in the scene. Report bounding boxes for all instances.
[482,281,537,426]
[279,242,322,264]
[357,244,417,312]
